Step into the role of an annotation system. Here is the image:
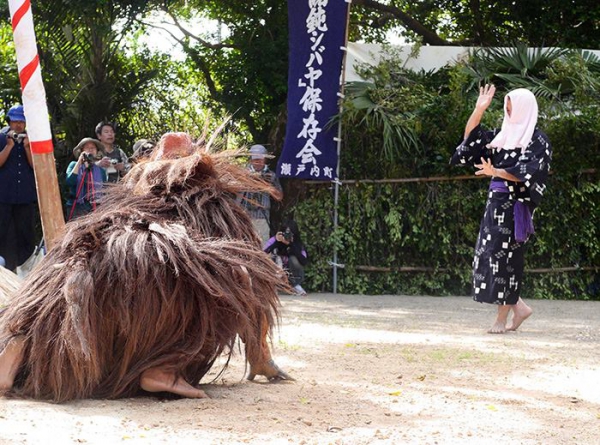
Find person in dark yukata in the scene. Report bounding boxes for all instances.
[451,84,552,334]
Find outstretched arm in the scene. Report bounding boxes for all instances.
[464,84,496,139]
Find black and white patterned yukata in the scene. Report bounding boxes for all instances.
[451,124,552,305]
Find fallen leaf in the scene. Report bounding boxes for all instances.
[388,390,403,396]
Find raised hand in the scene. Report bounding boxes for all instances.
[475,84,496,112]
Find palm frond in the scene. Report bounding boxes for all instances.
[579,50,600,74]
[474,43,569,77]
[492,74,561,99]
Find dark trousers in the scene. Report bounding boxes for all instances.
[287,255,305,287]
[0,202,36,270]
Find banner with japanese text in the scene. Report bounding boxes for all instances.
[278,0,349,180]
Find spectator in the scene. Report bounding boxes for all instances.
[264,219,308,296]
[0,104,37,271]
[130,139,156,164]
[240,144,282,246]
[95,121,130,182]
[65,137,109,220]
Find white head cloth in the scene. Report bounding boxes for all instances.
[488,88,538,150]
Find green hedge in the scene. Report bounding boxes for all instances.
[287,51,600,300]
[293,172,599,300]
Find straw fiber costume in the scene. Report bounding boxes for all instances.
[0,132,292,402]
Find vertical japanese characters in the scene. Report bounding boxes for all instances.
[279,0,349,180]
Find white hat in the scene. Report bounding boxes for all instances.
[249,144,268,160]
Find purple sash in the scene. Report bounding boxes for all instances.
[490,180,534,243]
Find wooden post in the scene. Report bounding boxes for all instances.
[9,0,65,250]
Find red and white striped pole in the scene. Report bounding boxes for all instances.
[9,0,65,250]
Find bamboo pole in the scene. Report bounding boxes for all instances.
[9,0,65,250]
[335,265,598,274]
[308,169,598,186]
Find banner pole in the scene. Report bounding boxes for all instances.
[9,0,66,250]
[332,0,352,294]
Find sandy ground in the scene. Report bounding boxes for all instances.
[1,293,599,445]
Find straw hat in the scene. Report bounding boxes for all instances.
[73,137,104,157]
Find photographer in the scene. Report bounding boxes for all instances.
[95,121,130,182]
[130,138,156,164]
[0,104,37,271]
[240,144,282,246]
[264,219,308,296]
[65,137,110,220]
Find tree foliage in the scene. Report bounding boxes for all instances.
[154,0,289,143]
[0,25,19,118]
[351,0,600,48]
[31,0,156,147]
[293,47,600,299]
[1,0,598,298]
[4,0,598,147]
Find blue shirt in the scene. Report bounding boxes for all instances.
[0,130,37,204]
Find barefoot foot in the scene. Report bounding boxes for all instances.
[487,305,510,334]
[507,298,532,331]
[0,336,25,394]
[487,320,507,334]
[140,368,208,398]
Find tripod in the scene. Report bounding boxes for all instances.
[68,164,98,221]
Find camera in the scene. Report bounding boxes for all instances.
[8,131,27,144]
[283,228,293,241]
[82,152,96,164]
[110,159,119,165]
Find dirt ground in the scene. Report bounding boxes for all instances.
[1,293,599,445]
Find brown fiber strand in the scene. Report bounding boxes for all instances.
[0,143,287,402]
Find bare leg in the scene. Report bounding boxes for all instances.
[0,336,25,394]
[507,298,533,331]
[488,305,511,334]
[140,367,208,398]
[246,313,294,382]
[235,266,293,383]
